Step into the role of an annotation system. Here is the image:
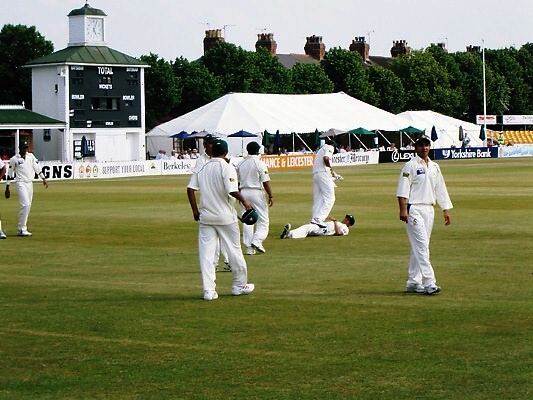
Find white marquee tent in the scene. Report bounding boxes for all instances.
[397,110,484,148]
[146,92,416,156]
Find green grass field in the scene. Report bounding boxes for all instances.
[1,157,532,399]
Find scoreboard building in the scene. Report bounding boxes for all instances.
[26,3,148,162]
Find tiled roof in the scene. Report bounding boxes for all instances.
[26,46,146,67]
[276,54,320,69]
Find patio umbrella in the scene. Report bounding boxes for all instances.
[479,125,486,141]
[431,126,438,142]
[229,130,258,154]
[228,130,257,138]
[188,130,209,138]
[169,130,190,139]
[314,129,321,147]
[170,130,190,152]
[459,126,465,141]
[320,128,346,138]
[274,130,282,153]
[262,130,271,147]
[348,127,375,135]
[400,126,425,134]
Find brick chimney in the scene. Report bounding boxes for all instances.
[349,36,370,61]
[391,40,411,58]
[466,45,481,53]
[203,29,224,54]
[255,33,277,55]
[436,42,448,52]
[304,35,326,61]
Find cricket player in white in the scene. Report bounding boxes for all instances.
[237,141,273,254]
[5,142,48,236]
[280,214,355,239]
[192,134,230,271]
[187,139,255,301]
[311,142,336,225]
[397,136,453,295]
[0,159,7,238]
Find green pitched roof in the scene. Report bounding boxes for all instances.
[0,107,65,129]
[68,3,106,17]
[26,46,147,67]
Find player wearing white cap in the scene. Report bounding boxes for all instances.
[311,142,337,226]
[187,139,255,301]
[397,135,453,295]
[5,142,48,237]
[237,141,273,254]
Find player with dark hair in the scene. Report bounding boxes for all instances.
[187,139,255,301]
[237,141,273,254]
[280,214,355,239]
[5,142,48,237]
[397,135,453,295]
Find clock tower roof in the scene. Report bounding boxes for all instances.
[68,3,106,17]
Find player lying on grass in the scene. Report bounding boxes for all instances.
[280,214,355,239]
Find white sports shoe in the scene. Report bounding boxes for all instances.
[204,290,219,301]
[251,242,266,253]
[405,284,425,293]
[0,230,6,239]
[231,283,255,296]
[17,230,32,237]
[245,246,256,255]
[424,285,442,295]
[280,223,291,239]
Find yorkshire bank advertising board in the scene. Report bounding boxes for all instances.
[433,147,499,160]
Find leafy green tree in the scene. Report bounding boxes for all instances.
[321,47,378,105]
[140,54,181,130]
[453,50,511,119]
[290,63,334,94]
[172,57,223,116]
[367,65,405,113]
[426,44,468,117]
[200,41,254,93]
[0,24,53,108]
[248,48,293,93]
[389,50,459,115]
[516,43,533,114]
[486,48,530,114]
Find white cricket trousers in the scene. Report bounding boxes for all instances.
[288,223,322,239]
[312,171,335,222]
[15,181,33,232]
[405,204,437,287]
[240,188,269,247]
[198,222,248,292]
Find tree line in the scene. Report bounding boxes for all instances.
[2,24,532,131]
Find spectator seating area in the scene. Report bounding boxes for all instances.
[503,130,533,144]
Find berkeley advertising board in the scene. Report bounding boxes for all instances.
[433,147,499,160]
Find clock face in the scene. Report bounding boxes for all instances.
[86,17,104,41]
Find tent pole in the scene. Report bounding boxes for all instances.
[378,130,391,146]
[295,132,312,152]
[351,133,368,150]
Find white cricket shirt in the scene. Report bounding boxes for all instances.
[188,157,239,225]
[237,155,270,190]
[8,152,43,182]
[396,155,453,211]
[313,144,334,174]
